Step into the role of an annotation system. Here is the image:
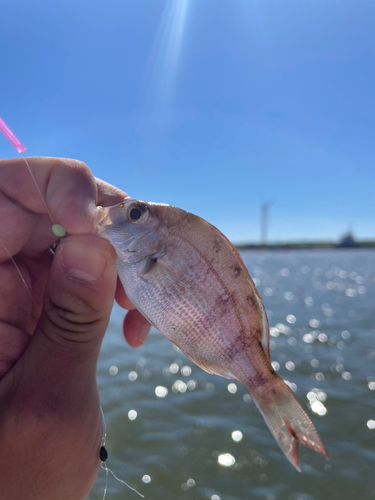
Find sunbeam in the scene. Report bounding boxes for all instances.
[139,0,191,138]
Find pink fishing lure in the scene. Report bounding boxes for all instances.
[0,116,26,153]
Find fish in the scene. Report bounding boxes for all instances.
[95,198,327,471]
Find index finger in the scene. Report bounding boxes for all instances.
[0,157,96,259]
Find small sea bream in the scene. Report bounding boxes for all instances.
[96,199,327,470]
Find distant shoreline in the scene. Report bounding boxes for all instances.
[235,240,375,251]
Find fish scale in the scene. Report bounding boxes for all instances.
[96,199,327,470]
[126,234,248,374]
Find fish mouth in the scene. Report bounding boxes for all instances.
[94,206,112,235]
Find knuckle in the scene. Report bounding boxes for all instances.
[59,158,90,174]
[42,295,107,342]
[61,159,95,188]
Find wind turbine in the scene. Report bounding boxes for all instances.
[261,201,273,246]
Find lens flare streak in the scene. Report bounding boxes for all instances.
[140,0,191,132]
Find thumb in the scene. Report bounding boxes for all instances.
[0,236,118,500]
[24,235,117,402]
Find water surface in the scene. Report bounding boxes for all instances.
[89,250,375,500]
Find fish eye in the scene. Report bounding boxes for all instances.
[130,207,142,220]
[126,202,149,224]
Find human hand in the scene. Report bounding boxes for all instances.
[0,157,150,499]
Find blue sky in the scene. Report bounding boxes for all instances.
[0,0,374,243]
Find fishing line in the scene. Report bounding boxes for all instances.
[99,406,144,499]
[0,117,58,303]
[0,116,66,295]
[20,152,54,223]
[0,117,66,236]
[100,464,145,499]
[0,238,38,309]
[19,152,66,238]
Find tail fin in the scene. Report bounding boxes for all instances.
[249,378,327,471]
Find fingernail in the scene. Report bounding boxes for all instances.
[61,242,108,283]
[85,199,97,220]
[137,322,151,345]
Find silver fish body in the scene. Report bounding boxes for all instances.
[96,199,326,470]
